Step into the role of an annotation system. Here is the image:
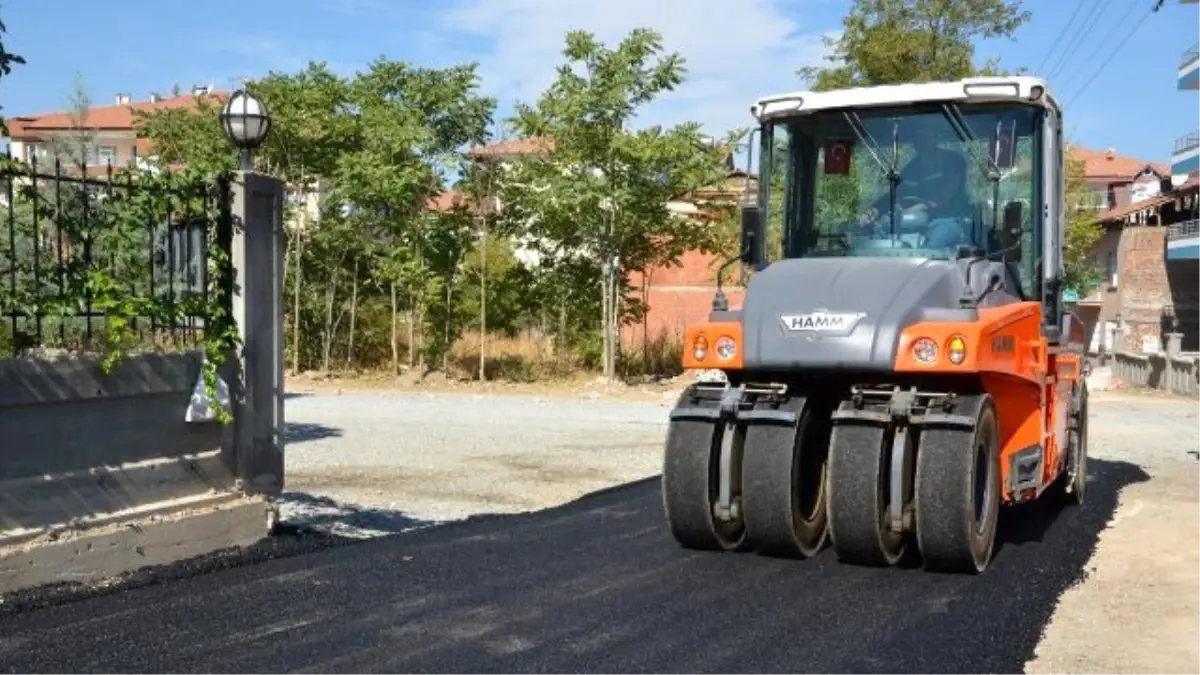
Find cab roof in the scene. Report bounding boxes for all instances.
[751,76,1061,123]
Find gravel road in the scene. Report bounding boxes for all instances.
[278,390,673,532]
[0,387,1194,673]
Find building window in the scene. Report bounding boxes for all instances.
[26,144,50,163]
[96,145,117,165]
[1106,251,1118,287]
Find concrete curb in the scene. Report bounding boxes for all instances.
[0,495,272,595]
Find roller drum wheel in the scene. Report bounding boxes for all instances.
[662,392,747,551]
[826,410,907,566]
[1064,383,1088,505]
[914,395,1001,574]
[741,397,830,558]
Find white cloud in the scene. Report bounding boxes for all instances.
[435,0,838,136]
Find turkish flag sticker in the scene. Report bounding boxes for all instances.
[825,139,854,175]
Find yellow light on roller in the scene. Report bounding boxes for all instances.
[947,335,968,365]
[693,334,709,361]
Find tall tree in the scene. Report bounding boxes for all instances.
[333,58,494,371]
[799,0,1030,90]
[0,14,24,139]
[501,29,737,381]
[1063,145,1103,294]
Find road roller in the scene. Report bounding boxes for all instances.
[661,76,1090,574]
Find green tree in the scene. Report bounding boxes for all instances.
[500,29,738,381]
[1063,145,1103,294]
[0,14,25,139]
[333,58,494,372]
[799,0,1030,89]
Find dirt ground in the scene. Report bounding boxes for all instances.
[1024,391,1199,675]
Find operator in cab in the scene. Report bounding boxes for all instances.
[855,127,977,250]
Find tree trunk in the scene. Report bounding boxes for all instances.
[321,268,339,372]
[415,292,426,368]
[406,304,416,369]
[479,221,487,382]
[442,269,458,373]
[390,281,400,374]
[346,259,359,368]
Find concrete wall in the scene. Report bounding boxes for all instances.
[623,249,745,348]
[1112,350,1199,396]
[0,171,286,594]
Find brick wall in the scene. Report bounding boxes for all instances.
[1118,227,1167,350]
[1117,227,1200,351]
[622,249,745,349]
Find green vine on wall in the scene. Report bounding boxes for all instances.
[0,160,242,424]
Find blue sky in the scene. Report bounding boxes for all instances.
[1,0,1196,163]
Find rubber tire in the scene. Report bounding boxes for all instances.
[827,412,906,567]
[1064,382,1089,505]
[741,397,830,558]
[662,393,747,551]
[914,395,1001,574]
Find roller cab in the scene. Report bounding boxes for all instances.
[662,77,1090,574]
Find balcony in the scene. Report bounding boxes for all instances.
[1174,131,1200,180]
[1167,219,1199,260]
[1180,43,1199,90]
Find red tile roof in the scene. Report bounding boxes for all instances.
[4,92,229,138]
[465,137,554,158]
[1069,147,1169,180]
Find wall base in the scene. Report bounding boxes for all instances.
[0,494,273,595]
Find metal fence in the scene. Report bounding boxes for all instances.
[1174,131,1199,155]
[1168,218,1199,241]
[1183,43,1199,69]
[0,154,230,357]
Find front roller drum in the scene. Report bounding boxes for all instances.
[826,410,908,567]
[914,394,1001,574]
[662,395,747,551]
[740,397,830,558]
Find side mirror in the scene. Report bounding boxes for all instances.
[740,204,764,268]
[1001,200,1023,263]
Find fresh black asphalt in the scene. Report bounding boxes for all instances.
[0,457,1148,674]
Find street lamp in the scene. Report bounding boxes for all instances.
[219,89,272,171]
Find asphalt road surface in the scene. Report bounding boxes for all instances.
[0,470,1143,672]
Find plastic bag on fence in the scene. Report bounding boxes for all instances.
[185,361,232,423]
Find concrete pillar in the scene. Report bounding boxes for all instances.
[229,171,286,497]
[1112,327,1126,353]
[1165,332,1183,357]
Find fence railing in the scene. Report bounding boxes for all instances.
[1183,43,1199,69]
[1112,351,1199,397]
[1175,131,1200,155]
[1,154,228,358]
[1168,218,1199,241]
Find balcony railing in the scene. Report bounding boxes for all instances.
[1168,219,1199,241]
[1175,131,1200,155]
[1184,43,1200,69]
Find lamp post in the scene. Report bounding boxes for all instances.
[219,89,272,171]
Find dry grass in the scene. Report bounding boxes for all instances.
[447,329,584,382]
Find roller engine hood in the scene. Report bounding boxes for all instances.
[739,256,1015,372]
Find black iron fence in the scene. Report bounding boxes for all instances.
[0,154,231,358]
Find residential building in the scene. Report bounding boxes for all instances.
[3,86,222,172]
[1167,1,1199,263]
[1075,172,1199,356]
[1069,146,1171,211]
[2,87,330,233]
